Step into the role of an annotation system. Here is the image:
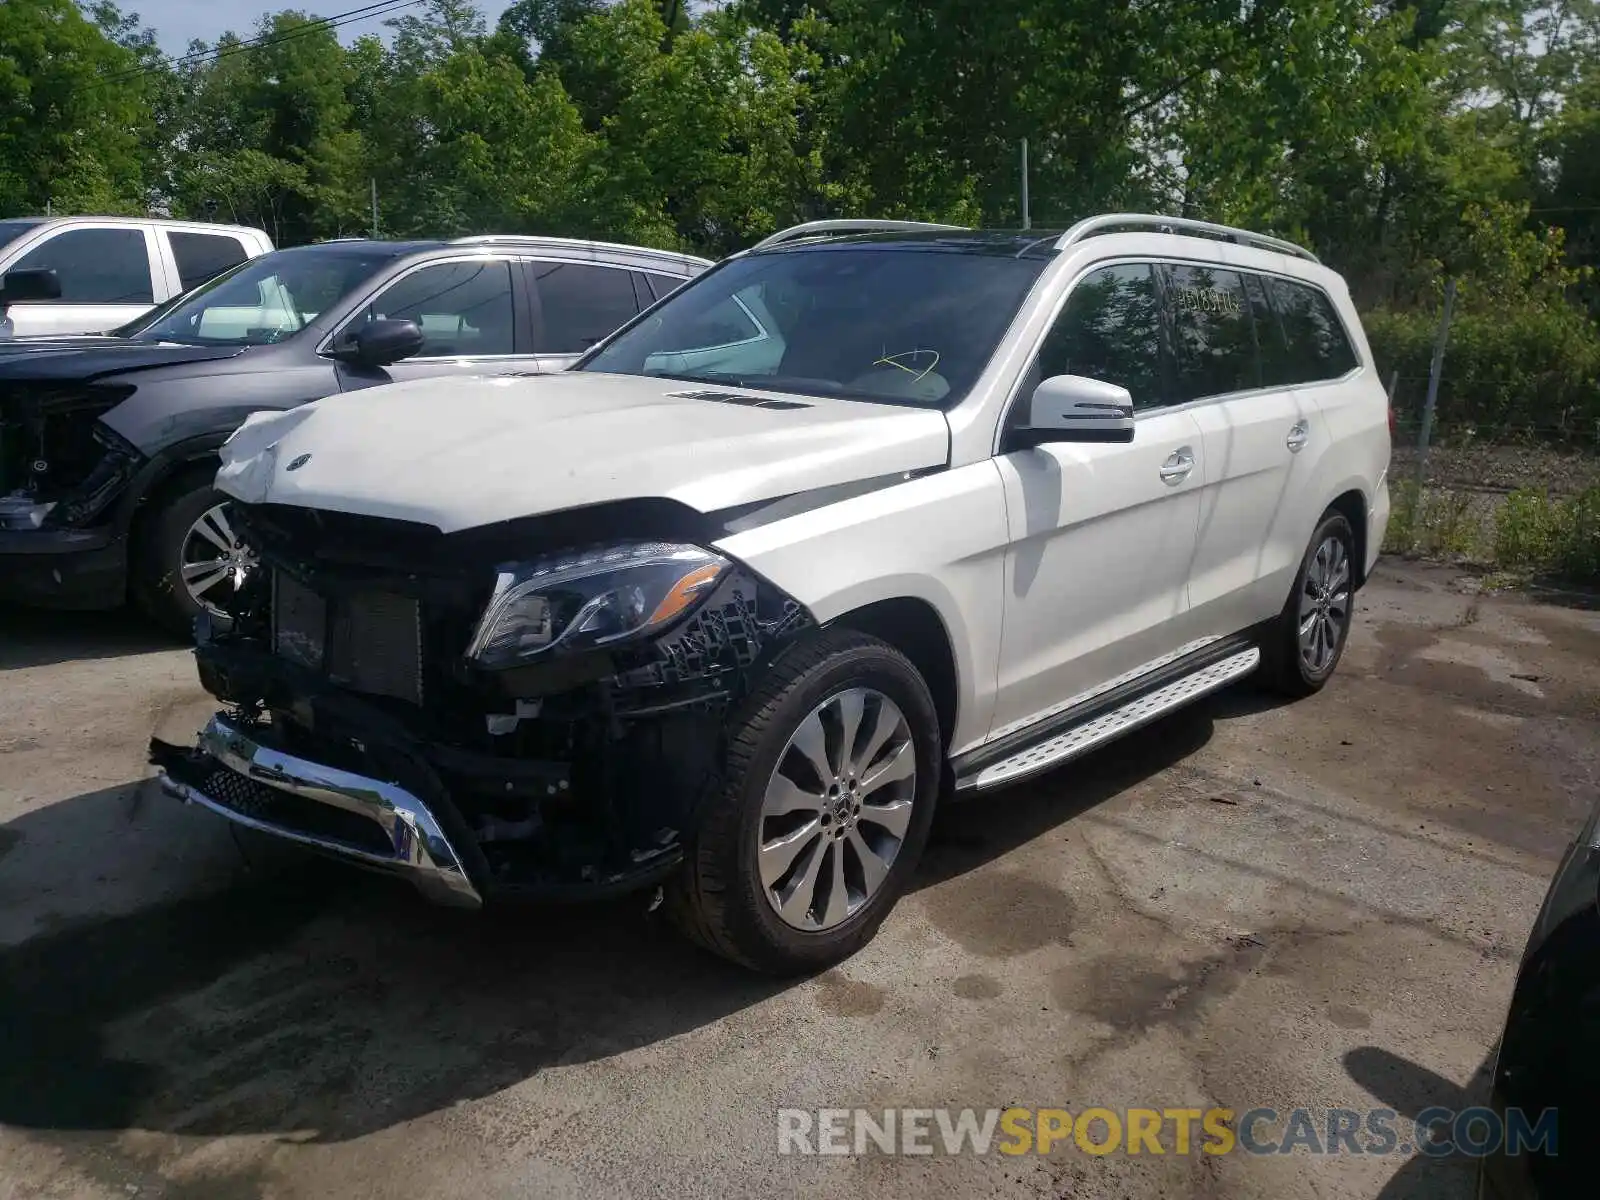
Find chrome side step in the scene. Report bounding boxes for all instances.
[960,646,1261,791]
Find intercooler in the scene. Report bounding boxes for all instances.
[271,570,425,705]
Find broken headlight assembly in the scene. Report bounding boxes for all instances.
[465,542,729,669]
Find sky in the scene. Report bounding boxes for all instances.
[129,1,516,55]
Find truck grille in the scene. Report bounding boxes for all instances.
[272,571,423,705]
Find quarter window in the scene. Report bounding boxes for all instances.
[531,263,641,354]
[1267,277,1359,383]
[169,231,250,292]
[351,260,516,357]
[1166,264,1257,401]
[1033,263,1164,410]
[10,227,154,304]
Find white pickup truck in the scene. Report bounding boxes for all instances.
[0,216,273,338]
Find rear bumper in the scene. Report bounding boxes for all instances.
[150,713,483,907]
[1367,474,1390,581]
[0,525,126,609]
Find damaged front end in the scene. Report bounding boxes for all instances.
[0,381,141,532]
[149,502,815,905]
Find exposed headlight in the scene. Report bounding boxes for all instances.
[465,542,729,668]
[0,495,57,531]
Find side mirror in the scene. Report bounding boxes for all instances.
[1009,375,1135,448]
[0,268,62,307]
[331,318,425,367]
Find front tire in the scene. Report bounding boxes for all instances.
[1262,510,1356,697]
[132,469,257,637]
[667,628,941,974]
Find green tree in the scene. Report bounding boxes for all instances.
[0,0,153,214]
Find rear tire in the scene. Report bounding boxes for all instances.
[1261,511,1356,697]
[131,469,254,638]
[666,628,941,974]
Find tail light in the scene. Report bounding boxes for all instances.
[1387,406,1396,437]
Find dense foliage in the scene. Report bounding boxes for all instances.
[2,0,1598,433]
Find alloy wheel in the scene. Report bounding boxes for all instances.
[758,687,917,931]
[1298,534,1350,675]
[179,501,257,615]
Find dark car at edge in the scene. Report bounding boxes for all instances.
[0,235,708,631]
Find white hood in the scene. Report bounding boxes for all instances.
[216,372,950,533]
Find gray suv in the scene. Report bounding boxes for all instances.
[0,235,709,631]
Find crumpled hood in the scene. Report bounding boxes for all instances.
[216,372,951,533]
[0,337,248,381]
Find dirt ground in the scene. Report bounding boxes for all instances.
[1,560,1597,1200]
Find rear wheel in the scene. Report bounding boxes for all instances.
[132,470,257,637]
[1261,511,1356,697]
[667,628,941,974]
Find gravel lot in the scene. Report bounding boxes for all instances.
[2,560,1597,1200]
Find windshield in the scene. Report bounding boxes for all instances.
[0,219,44,256]
[130,245,397,346]
[579,246,1049,407]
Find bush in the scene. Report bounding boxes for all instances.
[1384,477,1488,559]
[1560,487,1600,579]
[1363,303,1600,440]
[1494,489,1567,569]
[1492,485,1600,582]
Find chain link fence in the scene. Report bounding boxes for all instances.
[1383,377,1600,582]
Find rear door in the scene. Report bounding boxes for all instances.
[329,256,535,390]
[0,225,158,336]
[1182,266,1342,638]
[523,260,651,371]
[163,230,254,296]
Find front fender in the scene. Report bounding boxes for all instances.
[714,461,1009,755]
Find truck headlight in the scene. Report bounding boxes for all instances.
[465,542,729,668]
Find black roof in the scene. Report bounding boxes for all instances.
[280,239,446,257]
[755,229,1067,260]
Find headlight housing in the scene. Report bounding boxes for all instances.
[465,542,729,669]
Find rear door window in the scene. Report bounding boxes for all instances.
[169,231,251,292]
[10,227,154,303]
[643,271,688,301]
[1266,277,1359,383]
[531,263,642,353]
[1243,273,1295,387]
[1165,264,1258,401]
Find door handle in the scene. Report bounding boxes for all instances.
[1159,447,1195,484]
[1286,420,1310,452]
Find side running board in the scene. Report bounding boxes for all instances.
[956,646,1261,792]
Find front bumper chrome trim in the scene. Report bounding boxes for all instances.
[157,713,482,908]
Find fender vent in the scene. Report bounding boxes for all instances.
[667,389,811,411]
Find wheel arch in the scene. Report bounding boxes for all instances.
[1324,487,1370,587]
[117,431,230,544]
[827,595,960,754]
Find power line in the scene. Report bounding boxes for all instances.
[98,0,423,88]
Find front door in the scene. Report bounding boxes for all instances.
[2,225,159,336]
[989,261,1207,740]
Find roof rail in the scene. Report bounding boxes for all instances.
[447,233,713,265]
[1056,214,1319,264]
[747,219,969,252]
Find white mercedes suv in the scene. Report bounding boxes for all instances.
[151,215,1391,974]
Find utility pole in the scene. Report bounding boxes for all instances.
[370,179,379,239]
[1020,139,1031,231]
[1414,277,1457,489]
